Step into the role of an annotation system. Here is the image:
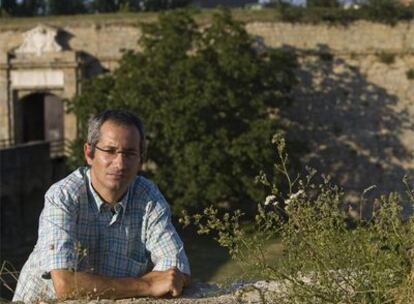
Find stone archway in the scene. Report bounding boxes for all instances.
[0,24,82,151]
[19,92,64,144]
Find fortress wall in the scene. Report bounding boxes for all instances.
[0,20,414,204]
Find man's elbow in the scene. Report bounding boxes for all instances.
[50,269,76,299]
[183,273,191,287]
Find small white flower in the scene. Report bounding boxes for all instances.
[289,189,304,200]
[264,195,277,206]
[285,198,291,206]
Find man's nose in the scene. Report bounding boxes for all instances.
[112,152,127,168]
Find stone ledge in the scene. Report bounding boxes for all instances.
[29,281,282,304]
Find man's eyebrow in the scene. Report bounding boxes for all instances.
[98,144,117,149]
[99,145,139,152]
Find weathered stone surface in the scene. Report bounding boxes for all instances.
[11,69,64,88]
[48,281,283,304]
[15,24,63,56]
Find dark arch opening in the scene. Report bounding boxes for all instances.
[21,93,44,142]
[19,93,64,144]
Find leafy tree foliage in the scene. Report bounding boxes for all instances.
[138,0,192,11]
[15,0,43,16]
[1,0,18,15]
[307,0,339,8]
[0,0,191,16]
[48,0,86,15]
[90,0,119,13]
[68,9,297,215]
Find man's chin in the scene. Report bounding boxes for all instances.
[106,181,124,190]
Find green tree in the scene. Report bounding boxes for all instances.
[15,0,43,16]
[138,0,191,10]
[68,9,297,215]
[361,0,414,24]
[90,0,119,13]
[47,0,86,15]
[1,0,18,15]
[307,0,339,8]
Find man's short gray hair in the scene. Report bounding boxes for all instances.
[87,109,146,160]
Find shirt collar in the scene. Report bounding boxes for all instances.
[85,168,129,213]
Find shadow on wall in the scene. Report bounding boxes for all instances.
[283,44,414,217]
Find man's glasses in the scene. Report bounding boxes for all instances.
[94,145,140,161]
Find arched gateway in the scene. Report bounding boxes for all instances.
[0,24,82,156]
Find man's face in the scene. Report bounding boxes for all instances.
[84,120,142,203]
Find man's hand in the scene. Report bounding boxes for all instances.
[140,267,189,298]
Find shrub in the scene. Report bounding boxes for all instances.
[359,0,414,24]
[307,0,340,9]
[406,69,414,80]
[67,9,298,215]
[377,51,396,64]
[182,134,414,303]
[275,0,414,25]
[278,6,359,24]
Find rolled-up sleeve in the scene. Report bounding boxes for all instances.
[145,195,191,275]
[38,187,79,273]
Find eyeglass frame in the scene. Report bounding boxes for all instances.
[94,144,141,161]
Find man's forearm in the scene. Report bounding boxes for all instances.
[51,269,151,299]
[51,267,189,300]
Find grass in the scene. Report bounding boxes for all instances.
[0,261,19,301]
[181,230,285,284]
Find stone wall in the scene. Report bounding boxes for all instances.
[1,20,413,70]
[244,22,414,206]
[0,23,142,72]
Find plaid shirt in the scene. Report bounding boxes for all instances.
[13,167,190,303]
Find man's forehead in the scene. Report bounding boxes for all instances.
[98,121,141,147]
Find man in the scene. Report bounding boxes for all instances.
[13,110,190,303]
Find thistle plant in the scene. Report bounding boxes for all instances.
[181,134,414,304]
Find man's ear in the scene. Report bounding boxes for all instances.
[84,143,93,166]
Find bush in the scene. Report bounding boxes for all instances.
[359,0,414,24]
[377,51,396,64]
[307,0,340,9]
[68,9,298,215]
[138,0,192,11]
[406,69,414,80]
[275,0,414,25]
[182,134,414,303]
[278,6,359,24]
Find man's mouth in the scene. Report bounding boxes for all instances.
[107,172,125,179]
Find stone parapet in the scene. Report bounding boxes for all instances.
[1,21,413,68]
[246,21,414,54]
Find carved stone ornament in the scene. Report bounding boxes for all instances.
[15,24,63,56]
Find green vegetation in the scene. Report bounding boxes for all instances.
[377,51,396,64]
[1,1,413,27]
[277,3,414,25]
[406,69,414,80]
[0,0,191,16]
[67,9,297,215]
[183,134,414,303]
[307,0,340,9]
